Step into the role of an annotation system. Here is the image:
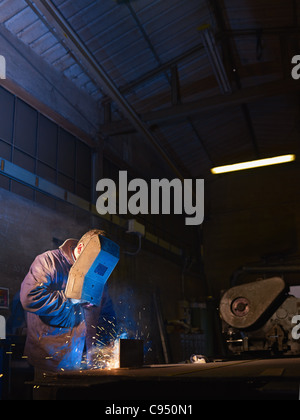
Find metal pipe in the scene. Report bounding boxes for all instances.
[231,265,300,287]
[242,265,300,273]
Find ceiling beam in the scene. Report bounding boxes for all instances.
[119,44,204,96]
[98,78,300,133]
[122,79,300,125]
[24,0,185,180]
[119,26,300,96]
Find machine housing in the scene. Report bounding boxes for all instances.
[219,277,300,356]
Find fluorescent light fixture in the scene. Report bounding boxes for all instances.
[198,24,232,94]
[211,154,296,174]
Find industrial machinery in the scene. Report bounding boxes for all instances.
[219,277,300,356]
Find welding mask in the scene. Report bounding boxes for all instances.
[65,235,120,306]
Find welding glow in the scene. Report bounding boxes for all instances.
[88,328,128,370]
[211,154,296,174]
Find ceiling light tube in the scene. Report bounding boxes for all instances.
[199,24,232,94]
[211,154,296,174]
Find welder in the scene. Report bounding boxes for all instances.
[20,229,118,372]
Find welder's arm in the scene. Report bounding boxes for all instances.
[20,254,73,318]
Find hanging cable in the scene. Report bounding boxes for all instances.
[123,232,142,256]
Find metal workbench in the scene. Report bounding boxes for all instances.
[30,357,300,400]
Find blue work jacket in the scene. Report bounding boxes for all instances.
[20,239,116,372]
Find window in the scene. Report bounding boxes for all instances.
[0,86,92,205]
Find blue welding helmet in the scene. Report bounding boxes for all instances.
[65,235,120,306]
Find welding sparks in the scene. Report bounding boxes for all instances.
[85,303,153,371]
[87,339,120,370]
[87,331,132,370]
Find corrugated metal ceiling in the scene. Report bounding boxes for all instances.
[1,0,300,179]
